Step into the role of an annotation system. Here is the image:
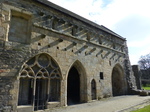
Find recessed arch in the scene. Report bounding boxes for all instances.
[91,79,96,100]
[18,53,62,111]
[67,60,87,78]
[67,60,87,105]
[111,64,125,96]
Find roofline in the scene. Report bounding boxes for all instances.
[34,0,126,40]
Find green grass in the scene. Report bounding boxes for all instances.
[142,84,150,90]
[142,86,150,90]
[132,105,150,112]
[132,85,150,112]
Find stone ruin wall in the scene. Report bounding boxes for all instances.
[0,0,136,111]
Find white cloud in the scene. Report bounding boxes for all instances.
[49,0,104,20]
[94,0,150,28]
[128,36,150,48]
[129,44,150,65]
[129,54,139,65]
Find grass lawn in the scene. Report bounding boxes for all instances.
[132,85,150,112]
[123,85,150,112]
[131,105,150,112]
[143,86,150,90]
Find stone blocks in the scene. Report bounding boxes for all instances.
[0,0,136,111]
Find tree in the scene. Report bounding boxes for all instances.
[138,53,150,70]
[138,53,150,86]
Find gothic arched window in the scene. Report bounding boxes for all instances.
[18,54,61,111]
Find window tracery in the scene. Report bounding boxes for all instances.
[20,54,61,78]
[18,54,61,110]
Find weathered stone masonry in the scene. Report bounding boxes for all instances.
[0,0,137,111]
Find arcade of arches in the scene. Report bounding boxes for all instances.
[18,54,127,110]
[0,1,136,111]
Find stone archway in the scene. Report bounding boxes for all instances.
[67,60,87,105]
[112,64,125,96]
[18,53,62,111]
[91,79,96,100]
[67,67,80,105]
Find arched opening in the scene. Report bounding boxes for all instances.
[91,79,96,100]
[18,53,61,111]
[18,78,33,105]
[67,67,80,105]
[112,64,125,96]
[34,78,48,110]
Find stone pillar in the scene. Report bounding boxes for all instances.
[86,77,91,102]
[123,41,137,93]
[61,79,67,107]
[132,65,142,89]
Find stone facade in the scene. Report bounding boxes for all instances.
[0,0,137,111]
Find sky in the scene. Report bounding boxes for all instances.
[48,0,150,65]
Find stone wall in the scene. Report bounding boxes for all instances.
[132,65,142,89]
[0,0,136,111]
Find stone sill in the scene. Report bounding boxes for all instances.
[47,101,60,104]
[17,105,33,112]
[17,105,32,108]
[47,101,60,108]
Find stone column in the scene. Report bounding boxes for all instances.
[132,65,142,89]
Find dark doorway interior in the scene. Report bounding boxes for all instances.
[34,79,48,111]
[67,67,80,105]
[112,67,123,96]
[91,79,96,100]
[18,78,33,105]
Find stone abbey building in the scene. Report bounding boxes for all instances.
[0,0,137,111]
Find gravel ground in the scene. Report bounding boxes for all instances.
[47,95,150,112]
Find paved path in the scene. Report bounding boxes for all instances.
[48,95,150,112]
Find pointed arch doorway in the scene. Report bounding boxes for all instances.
[67,66,80,105]
[67,60,87,105]
[91,79,96,100]
[112,64,125,96]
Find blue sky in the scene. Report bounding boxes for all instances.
[48,0,150,65]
